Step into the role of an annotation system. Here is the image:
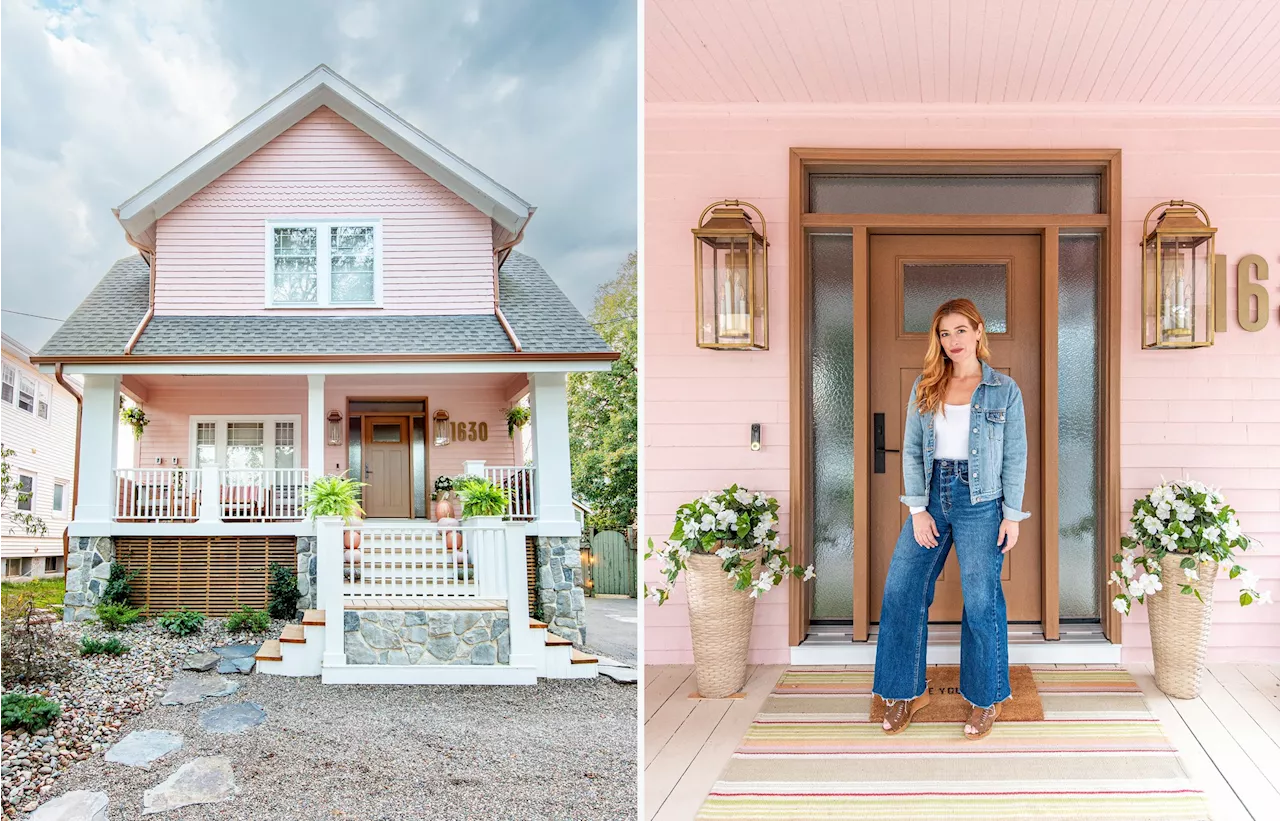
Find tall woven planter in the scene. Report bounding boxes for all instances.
[685,548,762,698]
[1146,553,1217,699]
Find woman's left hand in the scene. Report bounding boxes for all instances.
[998,519,1019,554]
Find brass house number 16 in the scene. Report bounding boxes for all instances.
[1217,254,1279,332]
[451,421,489,442]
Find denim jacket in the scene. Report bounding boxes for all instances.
[899,359,1031,522]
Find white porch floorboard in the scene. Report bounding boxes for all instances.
[643,662,1279,821]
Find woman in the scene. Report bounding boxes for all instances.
[872,298,1030,740]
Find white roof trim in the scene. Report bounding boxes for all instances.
[116,64,533,241]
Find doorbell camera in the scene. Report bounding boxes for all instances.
[750,423,762,451]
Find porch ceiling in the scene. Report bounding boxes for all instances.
[646,0,1280,106]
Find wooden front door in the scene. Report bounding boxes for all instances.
[868,234,1043,624]
[362,416,412,518]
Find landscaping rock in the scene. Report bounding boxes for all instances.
[142,756,239,815]
[599,666,639,684]
[199,702,267,734]
[27,790,109,821]
[211,644,259,659]
[216,657,255,675]
[181,652,220,672]
[104,730,184,770]
[160,675,239,706]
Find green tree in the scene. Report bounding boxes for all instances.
[568,253,637,531]
[1,445,46,537]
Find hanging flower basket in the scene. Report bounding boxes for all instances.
[1110,478,1269,699]
[120,406,150,440]
[647,485,813,698]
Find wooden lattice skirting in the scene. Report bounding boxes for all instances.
[526,536,537,617]
[114,536,296,616]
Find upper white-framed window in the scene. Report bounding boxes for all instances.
[1,364,14,405]
[36,383,51,421]
[265,219,382,308]
[52,481,67,516]
[188,416,303,472]
[16,375,36,414]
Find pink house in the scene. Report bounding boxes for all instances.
[33,66,615,684]
[644,1,1280,668]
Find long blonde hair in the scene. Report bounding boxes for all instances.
[914,298,991,416]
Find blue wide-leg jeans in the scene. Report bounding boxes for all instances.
[871,458,1012,709]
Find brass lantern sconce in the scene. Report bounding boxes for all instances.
[1141,200,1217,349]
[692,200,769,350]
[326,410,343,446]
[433,410,451,446]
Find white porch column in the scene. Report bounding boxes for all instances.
[75,374,121,524]
[528,372,579,537]
[307,374,325,481]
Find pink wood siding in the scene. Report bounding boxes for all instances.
[153,107,494,316]
[645,108,1280,665]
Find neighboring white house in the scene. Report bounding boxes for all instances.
[1,332,79,579]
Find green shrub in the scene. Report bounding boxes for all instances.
[225,604,270,633]
[266,564,300,620]
[1,692,61,732]
[79,635,130,656]
[95,602,142,631]
[102,564,140,605]
[156,608,204,636]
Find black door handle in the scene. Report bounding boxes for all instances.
[874,413,899,474]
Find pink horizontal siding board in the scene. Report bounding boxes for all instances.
[154,107,494,316]
[645,106,1280,665]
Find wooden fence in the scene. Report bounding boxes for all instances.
[589,529,637,597]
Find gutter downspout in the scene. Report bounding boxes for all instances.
[493,213,533,353]
[54,364,83,583]
[114,214,156,355]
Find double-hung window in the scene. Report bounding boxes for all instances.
[16,376,35,414]
[267,220,380,308]
[189,417,301,473]
[1,364,14,404]
[16,474,34,512]
[36,384,51,421]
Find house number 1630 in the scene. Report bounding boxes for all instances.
[451,421,489,442]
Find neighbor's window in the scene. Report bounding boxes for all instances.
[36,384,51,421]
[16,474,34,511]
[268,221,379,307]
[17,376,35,414]
[52,482,66,515]
[1,364,14,404]
[44,556,63,574]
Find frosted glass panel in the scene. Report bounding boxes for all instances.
[1059,234,1102,619]
[809,175,1101,214]
[809,233,855,620]
[903,263,1008,333]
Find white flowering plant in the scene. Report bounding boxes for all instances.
[1110,479,1270,616]
[644,485,815,604]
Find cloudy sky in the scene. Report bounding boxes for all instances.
[0,0,637,349]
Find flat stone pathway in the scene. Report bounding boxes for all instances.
[159,675,239,706]
[141,756,239,816]
[26,790,108,821]
[199,702,267,734]
[103,730,184,770]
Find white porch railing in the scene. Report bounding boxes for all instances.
[219,468,309,521]
[482,465,537,520]
[115,469,202,521]
[340,523,509,599]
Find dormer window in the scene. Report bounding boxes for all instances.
[266,219,381,308]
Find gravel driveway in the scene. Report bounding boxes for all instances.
[36,672,636,821]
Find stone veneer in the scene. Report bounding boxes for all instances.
[343,610,510,665]
[535,536,587,646]
[63,536,115,621]
[295,536,317,616]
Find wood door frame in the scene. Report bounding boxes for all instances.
[348,396,429,519]
[787,148,1123,649]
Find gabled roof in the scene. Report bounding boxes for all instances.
[115,65,533,247]
[34,252,613,361]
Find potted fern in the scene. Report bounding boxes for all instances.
[455,476,509,527]
[505,405,531,439]
[303,473,367,552]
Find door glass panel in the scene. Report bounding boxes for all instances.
[809,232,855,620]
[903,263,1008,333]
[809,174,1101,214]
[372,423,402,443]
[1059,234,1102,619]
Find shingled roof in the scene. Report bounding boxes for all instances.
[35,251,613,360]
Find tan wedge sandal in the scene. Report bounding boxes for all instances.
[963,701,1003,740]
[881,690,931,735]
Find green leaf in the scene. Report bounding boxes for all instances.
[1229,565,1241,579]
[1240,591,1253,606]
[1180,556,1196,570]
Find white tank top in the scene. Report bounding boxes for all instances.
[933,403,972,460]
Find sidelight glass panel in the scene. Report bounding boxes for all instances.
[412,417,427,519]
[809,233,855,620]
[1058,234,1102,619]
[903,263,1008,333]
[809,174,1102,214]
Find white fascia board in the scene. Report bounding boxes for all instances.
[115,65,532,240]
[41,360,612,376]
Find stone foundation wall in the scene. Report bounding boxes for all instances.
[535,536,587,646]
[63,536,115,621]
[343,610,510,665]
[295,536,317,615]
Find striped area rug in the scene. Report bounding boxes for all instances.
[696,667,1212,820]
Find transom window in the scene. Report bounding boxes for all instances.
[190,417,302,472]
[266,220,380,308]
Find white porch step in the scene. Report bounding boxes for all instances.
[536,620,598,680]
[255,610,324,677]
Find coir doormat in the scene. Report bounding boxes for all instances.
[868,664,1044,722]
